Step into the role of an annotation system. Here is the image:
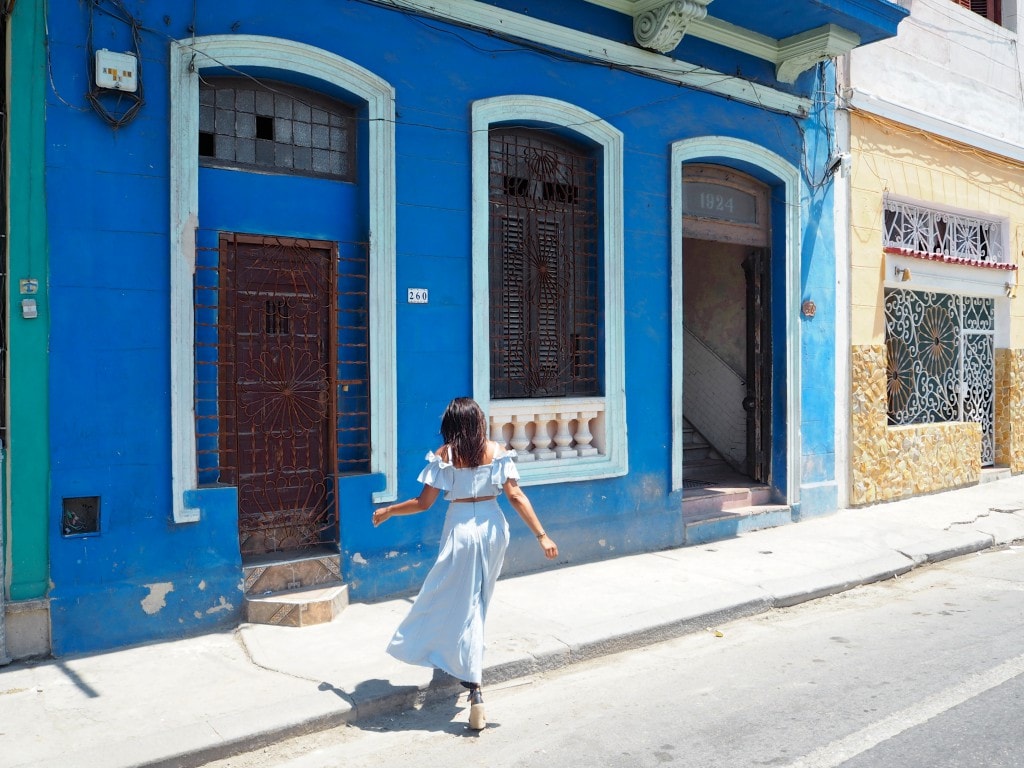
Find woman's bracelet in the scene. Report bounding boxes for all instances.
[536,531,546,539]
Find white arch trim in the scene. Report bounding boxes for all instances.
[169,35,397,522]
[670,136,802,504]
[471,95,627,484]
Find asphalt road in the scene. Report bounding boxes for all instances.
[205,545,1024,768]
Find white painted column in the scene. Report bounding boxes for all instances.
[834,54,852,511]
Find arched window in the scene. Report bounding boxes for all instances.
[488,128,600,399]
[198,77,356,181]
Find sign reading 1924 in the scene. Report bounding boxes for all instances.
[682,180,758,226]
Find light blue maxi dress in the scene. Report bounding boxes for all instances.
[386,447,517,684]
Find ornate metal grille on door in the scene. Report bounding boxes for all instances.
[884,288,995,465]
[193,232,371,556]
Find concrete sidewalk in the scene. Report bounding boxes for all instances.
[6,475,1024,768]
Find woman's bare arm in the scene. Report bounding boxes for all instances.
[372,485,441,527]
[504,478,558,559]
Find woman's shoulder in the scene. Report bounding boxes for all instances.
[483,440,503,463]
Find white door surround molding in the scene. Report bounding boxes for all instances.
[169,34,397,522]
[670,136,803,504]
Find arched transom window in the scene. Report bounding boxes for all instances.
[198,77,356,181]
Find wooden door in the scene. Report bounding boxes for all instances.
[221,234,337,557]
[743,248,772,484]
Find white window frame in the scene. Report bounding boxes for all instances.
[169,35,397,522]
[471,95,627,485]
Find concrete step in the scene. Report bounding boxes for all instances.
[683,504,793,546]
[980,466,1011,484]
[683,444,715,463]
[245,582,350,627]
[681,484,775,515]
[242,546,342,597]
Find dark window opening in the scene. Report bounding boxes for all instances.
[255,115,274,141]
[264,299,290,335]
[199,131,216,157]
[488,128,601,399]
[504,176,529,197]
[543,182,578,204]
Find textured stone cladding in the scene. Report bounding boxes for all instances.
[851,345,981,506]
[995,348,1024,473]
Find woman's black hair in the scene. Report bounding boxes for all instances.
[441,397,487,467]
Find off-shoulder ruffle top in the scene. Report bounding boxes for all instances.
[417,445,520,501]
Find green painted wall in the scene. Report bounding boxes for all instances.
[7,0,50,601]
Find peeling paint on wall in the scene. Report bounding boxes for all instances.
[351,553,368,565]
[141,583,174,615]
[205,597,233,615]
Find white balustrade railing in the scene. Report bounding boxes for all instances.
[488,398,606,463]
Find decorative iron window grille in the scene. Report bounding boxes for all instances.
[488,128,601,399]
[883,199,1003,263]
[885,288,995,465]
[199,77,356,181]
[193,232,371,552]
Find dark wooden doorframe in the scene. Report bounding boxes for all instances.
[219,233,339,558]
[742,248,772,484]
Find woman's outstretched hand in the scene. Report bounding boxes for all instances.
[538,534,558,559]
[372,506,391,527]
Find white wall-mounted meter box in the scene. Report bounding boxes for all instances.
[95,49,138,92]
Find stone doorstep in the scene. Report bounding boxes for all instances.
[980,466,1012,484]
[683,504,793,546]
[681,485,774,516]
[244,583,350,627]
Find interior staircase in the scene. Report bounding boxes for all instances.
[242,545,349,627]
[682,420,792,545]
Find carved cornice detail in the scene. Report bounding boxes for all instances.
[775,24,860,83]
[633,0,713,53]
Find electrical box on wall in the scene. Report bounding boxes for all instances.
[95,49,138,92]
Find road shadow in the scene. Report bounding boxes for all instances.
[328,677,499,737]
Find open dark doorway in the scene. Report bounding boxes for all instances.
[681,165,772,487]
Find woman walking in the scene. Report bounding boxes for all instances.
[372,397,558,730]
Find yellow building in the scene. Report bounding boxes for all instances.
[848,111,1024,505]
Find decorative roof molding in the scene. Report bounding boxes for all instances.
[775,24,861,83]
[363,0,810,115]
[633,0,713,53]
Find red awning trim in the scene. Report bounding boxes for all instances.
[884,246,1017,271]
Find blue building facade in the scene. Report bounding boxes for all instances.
[34,0,905,655]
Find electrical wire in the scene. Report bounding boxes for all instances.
[85,0,145,128]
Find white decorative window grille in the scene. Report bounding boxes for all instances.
[883,200,1003,263]
[885,288,995,465]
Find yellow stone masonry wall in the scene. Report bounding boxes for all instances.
[995,348,1024,473]
[850,345,980,506]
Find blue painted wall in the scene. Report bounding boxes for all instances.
[42,0,840,653]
